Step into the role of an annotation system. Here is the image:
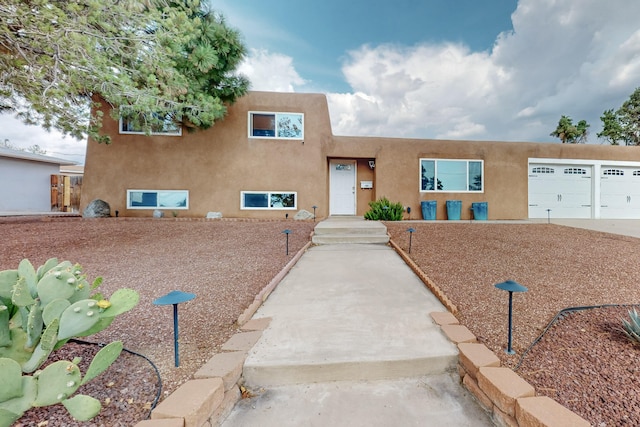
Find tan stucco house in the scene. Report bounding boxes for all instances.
[80,91,640,220]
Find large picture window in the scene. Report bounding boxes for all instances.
[420,159,483,192]
[248,112,304,139]
[120,111,182,135]
[241,191,297,209]
[127,190,189,209]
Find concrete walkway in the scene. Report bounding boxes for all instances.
[221,238,493,426]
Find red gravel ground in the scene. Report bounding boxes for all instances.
[3,217,639,426]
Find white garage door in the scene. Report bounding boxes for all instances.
[528,164,592,218]
[600,167,640,219]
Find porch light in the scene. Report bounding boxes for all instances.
[153,290,196,367]
[494,280,528,355]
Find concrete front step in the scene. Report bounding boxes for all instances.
[242,336,458,386]
[312,234,390,244]
[312,217,389,244]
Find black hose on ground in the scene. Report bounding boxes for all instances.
[68,338,163,419]
[513,303,639,371]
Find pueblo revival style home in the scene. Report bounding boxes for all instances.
[80,91,640,220]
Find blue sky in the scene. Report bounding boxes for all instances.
[2,0,640,164]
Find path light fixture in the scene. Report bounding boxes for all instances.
[546,209,552,224]
[282,229,292,255]
[406,227,416,253]
[494,280,528,355]
[153,290,196,367]
[312,205,317,222]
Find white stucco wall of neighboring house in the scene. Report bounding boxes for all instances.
[0,148,75,213]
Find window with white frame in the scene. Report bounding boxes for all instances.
[420,159,484,192]
[241,191,297,209]
[127,190,189,209]
[120,111,182,135]
[248,112,304,139]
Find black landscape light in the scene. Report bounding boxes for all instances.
[494,280,528,355]
[312,205,317,221]
[407,227,416,253]
[546,209,552,224]
[153,290,196,367]
[283,229,292,255]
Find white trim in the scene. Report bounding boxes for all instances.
[419,158,484,193]
[127,189,189,209]
[119,117,182,136]
[247,111,304,140]
[240,191,298,210]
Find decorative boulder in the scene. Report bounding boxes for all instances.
[153,210,164,218]
[206,212,223,219]
[294,209,314,220]
[83,199,111,218]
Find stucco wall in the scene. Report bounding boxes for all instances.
[81,91,640,220]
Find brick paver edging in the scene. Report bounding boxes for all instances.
[390,238,589,427]
[133,238,313,427]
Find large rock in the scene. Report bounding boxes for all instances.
[294,209,314,220]
[153,210,164,218]
[83,199,111,218]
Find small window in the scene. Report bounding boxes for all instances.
[532,167,554,174]
[603,169,624,176]
[420,159,483,192]
[120,111,182,135]
[127,190,188,209]
[564,168,586,175]
[241,191,297,210]
[249,112,304,139]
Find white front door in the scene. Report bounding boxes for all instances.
[330,160,356,215]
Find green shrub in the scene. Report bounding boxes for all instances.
[622,307,640,345]
[364,197,404,221]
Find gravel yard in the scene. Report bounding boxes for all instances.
[386,221,640,426]
[3,217,640,426]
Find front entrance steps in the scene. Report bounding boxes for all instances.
[311,216,390,244]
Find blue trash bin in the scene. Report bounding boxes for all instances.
[446,200,462,220]
[472,202,488,220]
[421,200,437,220]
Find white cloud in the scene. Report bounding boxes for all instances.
[239,49,307,92]
[240,0,640,144]
[0,115,86,164]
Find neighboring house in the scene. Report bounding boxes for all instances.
[80,91,640,220]
[0,147,77,213]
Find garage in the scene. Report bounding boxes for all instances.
[528,163,593,219]
[600,166,640,219]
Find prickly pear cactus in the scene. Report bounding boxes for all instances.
[0,258,139,424]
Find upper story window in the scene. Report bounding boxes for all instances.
[248,112,304,139]
[127,190,188,209]
[420,159,483,192]
[119,111,182,136]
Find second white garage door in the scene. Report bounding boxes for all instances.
[600,166,640,219]
[528,164,592,219]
